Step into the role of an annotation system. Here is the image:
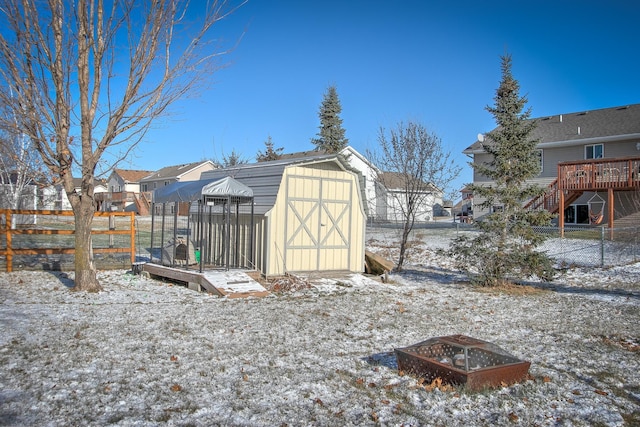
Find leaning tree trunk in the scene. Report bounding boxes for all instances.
[396,222,412,272]
[71,186,102,292]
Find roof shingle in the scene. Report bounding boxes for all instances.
[465,103,640,152]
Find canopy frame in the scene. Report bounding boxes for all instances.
[149,177,255,271]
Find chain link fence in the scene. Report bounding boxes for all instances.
[369,222,640,269]
[534,226,640,268]
[450,224,640,268]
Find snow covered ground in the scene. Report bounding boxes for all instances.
[1,227,639,426]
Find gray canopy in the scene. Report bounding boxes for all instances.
[152,176,253,204]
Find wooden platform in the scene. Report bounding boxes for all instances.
[140,263,270,298]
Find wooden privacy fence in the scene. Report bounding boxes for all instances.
[0,209,135,272]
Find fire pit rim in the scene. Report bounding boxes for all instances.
[394,334,531,390]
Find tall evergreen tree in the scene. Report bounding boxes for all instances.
[311,85,348,153]
[256,135,283,162]
[449,54,555,286]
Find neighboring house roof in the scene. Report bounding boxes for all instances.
[140,161,216,182]
[464,103,640,154]
[460,186,473,198]
[280,146,380,172]
[278,149,324,160]
[114,169,154,184]
[378,171,440,193]
[452,198,470,212]
[340,146,381,172]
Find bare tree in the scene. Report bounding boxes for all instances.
[0,0,245,291]
[368,121,461,271]
[0,115,48,218]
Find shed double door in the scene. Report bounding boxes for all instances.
[284,175,352,272]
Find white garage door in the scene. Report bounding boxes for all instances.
[284,175,352,272]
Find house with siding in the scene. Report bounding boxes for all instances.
[375,171,443,223]
[141,161,217,215]
[0,173,40,226]
[41,178,108,211]
[102,169,154,213]
[140,161,217,192]
[1,173,39,211]
[463,104,640,228]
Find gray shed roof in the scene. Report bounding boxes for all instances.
[200,153,357,215]
[153,176,253,203]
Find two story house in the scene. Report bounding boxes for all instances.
[141,161,217,215]
[100,162,218,214]
[102,169,154,213]
[463,104,640,228]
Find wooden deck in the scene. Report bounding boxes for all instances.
[527,156,640,213]
[141,263,270,298]
[559,157,640,192]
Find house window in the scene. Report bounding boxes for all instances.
[141,184,147,192]
[564,204,589,224]
[164,181,170,186]
[536,149,543,173]
[585,144,603,159]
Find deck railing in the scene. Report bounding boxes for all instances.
[97,191,138,203]
[526,156,640,213]
[558,157,640,192]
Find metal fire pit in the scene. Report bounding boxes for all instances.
[395,335,530,390]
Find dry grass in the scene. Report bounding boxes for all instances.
[471,282,549,296]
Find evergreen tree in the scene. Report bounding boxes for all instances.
[311,85,348,153]
[220,149,247,167]
[448,55,555,286]
[256,135,283,162]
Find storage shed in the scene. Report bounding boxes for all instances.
[199,153,366,277]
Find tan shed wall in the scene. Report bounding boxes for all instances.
[264,165,365,276]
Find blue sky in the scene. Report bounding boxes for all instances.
[136,0,640,196]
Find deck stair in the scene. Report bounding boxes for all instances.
[134,192,151,215]
[525,179,583,214]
